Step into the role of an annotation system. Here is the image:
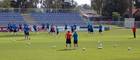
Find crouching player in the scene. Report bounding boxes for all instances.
[73,31,78,48]
[24,24,30,40]
[65,31,72,49]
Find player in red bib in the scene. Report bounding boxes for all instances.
[65,31,72,48]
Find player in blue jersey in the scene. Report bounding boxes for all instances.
[18,24,22,31]
[12,24,18,35]
[33,25,37,32]
[41,23,45,30]
[87,24,93,33]
[73,31,78,48]
[65,24,68,31]
[56,26,59,35]
[46,23,50,31]
[73,24,77,31]
[7,23,13,32]
[99,24,103,34]
[24,24,30,40]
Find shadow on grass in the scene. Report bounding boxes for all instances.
[128,37,136,39]
[16,39,25,41]
[57,48,76,51]
[0,35,24,38]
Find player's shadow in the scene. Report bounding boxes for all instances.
[57,49,76,51]
[16,39,25,41]
[128,37,135,39]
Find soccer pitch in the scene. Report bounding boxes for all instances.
[0,27,140,60]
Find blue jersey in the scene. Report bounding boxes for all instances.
[99,25,102,30]
[73,32,78,41]
[7,23,12,29]
[88,24,90,29]
[12,24,17,30]
[73,24,77,30]
[33,25,36,29]
[88,24,93,32]
[24,25,30,32]
[46,23,49,29]
[65,24,68,30]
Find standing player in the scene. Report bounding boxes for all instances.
[46,23,50,31]
[73,31,78,48]
[7,23,13,32]
[18,24,22,32]
[99,24,103,34]
[71,25,74,33]
[56,26,59,35]
[90,24,94,32]
[65,24,68,31]
[50,25,55,34]
[87,24,91,32]
[41,23,45,30]
[73,24,77,31]
[132,23,136,38]
[24,24,30,40]
[12,23,18,35]
[65,31,72,48]
[87,24,93,33]
[33,25,37,32]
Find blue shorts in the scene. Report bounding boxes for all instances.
[13,29,17,32]
[74,40,78,44]
[24,32,29,36]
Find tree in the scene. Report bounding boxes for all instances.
[0,0,11,8]
[91,0,103,15]
[82,4,91,10]
[102,0,130,16]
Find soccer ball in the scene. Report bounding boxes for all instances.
[128,47,132,51]
[98,46,103,49]
[82,48,86,51]
[97,43,103,49]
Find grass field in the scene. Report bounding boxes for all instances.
[0,27,140,60]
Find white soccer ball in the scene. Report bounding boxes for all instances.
[82,48,86,51]
[128,47,132,51]
[98,47,103,49]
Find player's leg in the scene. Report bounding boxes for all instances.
[14,29,17,35]
[76,41,78,47]
[24,32,27,40]
[134,32,136,38]
[69,40,71,48]
[74,40,78,47]
[66,40,71,48]
[27,32,30,40]
[66,40,68,48]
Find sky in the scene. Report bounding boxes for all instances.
[74,0,91,6]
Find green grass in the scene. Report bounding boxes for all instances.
[0,27,140,60]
